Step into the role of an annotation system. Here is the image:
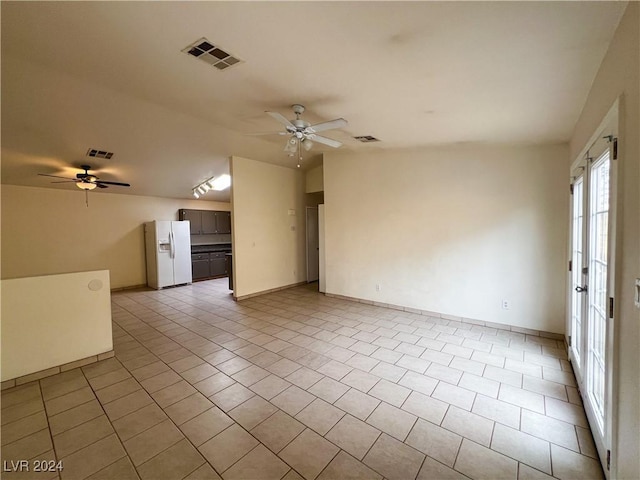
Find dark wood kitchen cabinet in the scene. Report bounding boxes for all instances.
[191,252,228,280]
[178,209,231,235]
[180,209,202,235]
[191,253,210,280]
[210,252,227,276]
[214,211,231,234]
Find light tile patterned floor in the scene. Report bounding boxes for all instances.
[1,278,605,480]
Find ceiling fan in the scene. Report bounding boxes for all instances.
[38,164,131,190]
[39,165,131,206]
[250,104,348,167]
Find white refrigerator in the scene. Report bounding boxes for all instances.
[144,221,192,289]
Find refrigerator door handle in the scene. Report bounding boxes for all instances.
[169,230,175,259]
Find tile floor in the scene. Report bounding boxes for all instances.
[1,278,605,480]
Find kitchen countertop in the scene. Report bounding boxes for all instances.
[191,243,232,254]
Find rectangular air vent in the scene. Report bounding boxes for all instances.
[86,149,114,159]
[183,37,243,71]
[354,135,380,143]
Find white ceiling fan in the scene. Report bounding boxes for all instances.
[250,104,348,167]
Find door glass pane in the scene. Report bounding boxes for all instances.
[571,178,584,362]
[587,151,609,432]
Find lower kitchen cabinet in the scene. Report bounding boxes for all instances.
[210,252,227,277]
[192,253,210,280]
[191,251,229,280]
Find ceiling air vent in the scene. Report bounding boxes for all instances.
[183,38,242,71]
[86,148,114,159]
[354,135,380,143]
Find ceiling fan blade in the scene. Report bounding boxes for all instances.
[96,180,130,187]
[38,173,76,180]
[265,111,295,128]
[307,134,343,148]
[96,183,109,189]
[245,131,289,136]
[50,180,80,183]
[305,118,348,134]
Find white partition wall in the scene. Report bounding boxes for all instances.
[1,270,113,381]
[230,156,306,299]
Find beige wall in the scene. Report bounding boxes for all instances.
[1,185,230,289]
[230,156,306,298]
[569,3,639,477]
[1,270,112,381]
[324,144,569,333]
[305,164,324,193]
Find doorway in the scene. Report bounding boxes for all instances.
[568,107,618,476]
[306,206,319,283]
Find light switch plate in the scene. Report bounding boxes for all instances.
[635,278,640,308]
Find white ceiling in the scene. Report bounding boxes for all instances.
[1,1,627,201]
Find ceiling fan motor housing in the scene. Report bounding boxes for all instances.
[292,119,310,130]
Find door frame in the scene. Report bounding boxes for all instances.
[305,206,319,283]
[567,99,619,476]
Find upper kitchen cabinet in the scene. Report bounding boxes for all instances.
[178,209,231,235]
[179,209,202,234]
[214,211,231,234]
[201,211,217,234]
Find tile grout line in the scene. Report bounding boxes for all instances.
[36,380,63,480]
[75,362,138,480]
[5,280,595,480]
[96,357,207,478]
[113,303,398,480]
[112,320,302,480]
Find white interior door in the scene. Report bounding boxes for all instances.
[568,129,617,475]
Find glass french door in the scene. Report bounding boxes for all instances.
[569,133,616,475]
[586,152,610,432]
[570,176,584,365]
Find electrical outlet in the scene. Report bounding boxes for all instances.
[375,284,380,292]
[502,300,510,310]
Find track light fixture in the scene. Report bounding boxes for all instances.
[192,174,231,198]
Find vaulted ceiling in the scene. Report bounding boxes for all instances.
[1,1,627,200]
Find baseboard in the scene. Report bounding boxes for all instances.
[110,284,148,292]
[324,292,564,340]
[235,281,307,301]
[1,350,115,390]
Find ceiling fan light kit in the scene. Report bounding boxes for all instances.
[76,181,97,190]
[250,104,348,168]
[38,164,131,206]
